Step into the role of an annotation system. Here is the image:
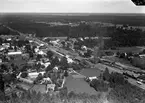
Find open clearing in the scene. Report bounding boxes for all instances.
[65,75,98,95]
[80,68,101,77]
[65,68,102,95]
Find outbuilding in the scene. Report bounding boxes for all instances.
[7,51,22,55]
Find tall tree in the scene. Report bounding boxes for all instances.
[45,65,53,72]
[98,36,104,50]
[46,51,53,60]
[60,57,69,70]
[51,56,60,67]
[103,67,110,81]
[93,46,100,63]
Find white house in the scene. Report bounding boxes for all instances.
[40,44,44,46]
[42,58,50,63]
[0,47,5,51]
[81,45,87,51]
[139,54,145,58]
[18,77,34,84]
[53,66,59,72]
[29,40,33,43]
[2,43,10,48]
[43,62,51,68]
[0,59,2,63]
[8,51,22,55]
[50,39,60,46]
[79,37,84,41]
[17,72,34,84]
[34,48,39,53]
[84,37,89,40]
[46,84,56,93]
[88,76,98,81]
[37,50,46,55]
[37,60,51,68]
[28,71,45,79]
[67,57,74,63]
[65,55,74,63]
[40,77,52,84]
[6,38,12,41]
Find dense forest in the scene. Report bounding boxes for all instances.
[1,13,145,48]
[3,22,145,48]
[1,13,145,26]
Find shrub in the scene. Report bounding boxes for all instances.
[109,72,128,88]
[20,73,28,78]
[70,63,81,70]
[59,87,68,98]
[90,79,109,92]
[103,67,110,81]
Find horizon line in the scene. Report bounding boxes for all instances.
[0,12,145,14]
[0,12,145,16]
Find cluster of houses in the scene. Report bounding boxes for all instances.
[0,34,104,95]
[0,35,74,95]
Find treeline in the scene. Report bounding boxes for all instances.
[7,22,101,37]
[2,17,145,48]
[1,13,145,26]
[109,26,145,47]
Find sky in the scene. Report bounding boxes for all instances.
[0,0,145,13]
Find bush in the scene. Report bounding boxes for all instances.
[70,63,81,70]
[90,79,109,92]
[59,87,68,98]
[64,71,69,77]
[35,73,43,83]
[47,51,54,60]
[103,68,110,81]
[20,73,28,78]
[109,72,128,88]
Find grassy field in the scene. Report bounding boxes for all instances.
[65,75,98,95]
[80,68,101,77]
[65,68,102,95]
